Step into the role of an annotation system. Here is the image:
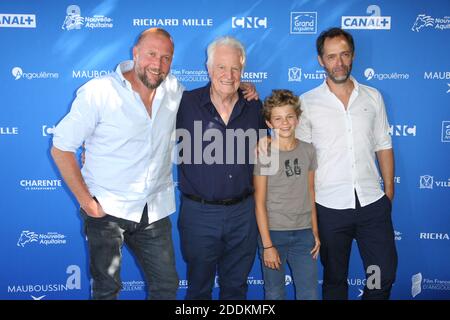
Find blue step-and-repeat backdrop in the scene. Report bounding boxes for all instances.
[1,0,449,300]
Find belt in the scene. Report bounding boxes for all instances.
[183,192,252,206]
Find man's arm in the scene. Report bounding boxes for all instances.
[376,148,395,201]
[308,170,320,259]
[51,146,104,217]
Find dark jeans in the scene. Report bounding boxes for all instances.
[178,196,258,300]
[81,205,179,300]
[317,194,398,300]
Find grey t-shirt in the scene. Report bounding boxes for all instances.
[254,139,317,231]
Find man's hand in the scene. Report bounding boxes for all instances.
[81,198,106,218]
[240,82,259,101]
[256,135,272,157]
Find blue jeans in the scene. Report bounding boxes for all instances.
[81,205,179,300]
[259,229,318,300]
[178,195,258,300]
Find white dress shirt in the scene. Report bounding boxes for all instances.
[53,61,184,223]
[296,77,392,209]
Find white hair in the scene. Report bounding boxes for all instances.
[206,36,246,70]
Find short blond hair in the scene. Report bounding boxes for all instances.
[262,89,301,121]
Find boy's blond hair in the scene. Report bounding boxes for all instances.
[262,89,301,121]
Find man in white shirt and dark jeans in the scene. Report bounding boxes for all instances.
[297,27,397,300]
[51,28,183,299]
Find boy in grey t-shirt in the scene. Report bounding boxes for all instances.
[254,89,320,300]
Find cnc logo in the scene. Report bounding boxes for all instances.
[388,124,416,137]
[232,17,267,29]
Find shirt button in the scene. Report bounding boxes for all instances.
[229,175,232,179]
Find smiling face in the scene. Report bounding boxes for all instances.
[318,35,354,84]
[267,104,299,139]
[133,31,174,90]
[208,44,243,97]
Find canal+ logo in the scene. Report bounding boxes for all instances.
[0,13,36,28]
[342,5,391,30]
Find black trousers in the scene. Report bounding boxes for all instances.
[316,194,398,300]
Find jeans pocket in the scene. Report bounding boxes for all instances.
[80,206,111,221]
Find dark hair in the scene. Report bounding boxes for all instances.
[316,27,354,57]
[263,89,301,121]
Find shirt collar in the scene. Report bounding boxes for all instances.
[200,82,246,108]
[115,60,134,91]
[320,75,360,95]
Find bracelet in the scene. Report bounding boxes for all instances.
[263,245,274,250]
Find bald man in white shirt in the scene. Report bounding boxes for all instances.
[296,27,397,300]
[51,28,182,300]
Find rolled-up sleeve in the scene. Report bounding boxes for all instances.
[373,90,392,151]
[52,83,99,152]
